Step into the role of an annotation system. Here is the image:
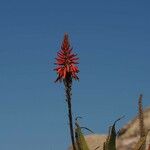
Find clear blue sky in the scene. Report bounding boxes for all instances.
[0,0,150,149]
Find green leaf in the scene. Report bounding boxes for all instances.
[75,120,90,150]
[103,116,124,150]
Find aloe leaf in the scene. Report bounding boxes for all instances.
[103,116,124,150]
[75,119,90,150]
[80,127,94,134]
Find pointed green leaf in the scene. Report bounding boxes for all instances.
[104,116,124,150]
[75,121,90,150]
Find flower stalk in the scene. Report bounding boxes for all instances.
[54,34,79,150]
[138,94,145,138]
[138,94,146,150]
[63,74,76,150]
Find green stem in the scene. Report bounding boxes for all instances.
[64,74,76,150]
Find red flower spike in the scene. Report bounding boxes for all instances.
[54,34,79,82]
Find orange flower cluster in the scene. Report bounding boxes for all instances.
[54,34,79,82]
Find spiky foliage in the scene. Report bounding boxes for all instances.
[75,120,90,150]
[103,116,124,150]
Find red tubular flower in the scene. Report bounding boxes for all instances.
[54,34,79,82]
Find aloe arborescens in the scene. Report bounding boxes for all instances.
[54,34,79,150]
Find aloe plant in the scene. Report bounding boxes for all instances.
[133,94,150,150]
[54,34,79,150]
[103,116,124,150]
[75,119,90,150]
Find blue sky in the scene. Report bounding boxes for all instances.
[0,0,150,149]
